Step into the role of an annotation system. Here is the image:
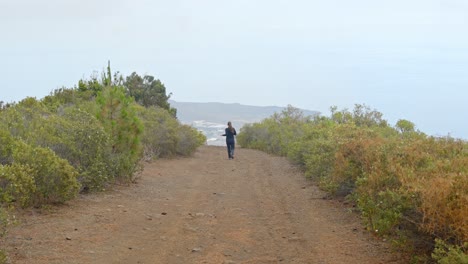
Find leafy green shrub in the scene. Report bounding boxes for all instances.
[0,98,49,141]
[0,164,36,207]
[0,209,6,263]
[237,123,270,151]
[42,87,95,112]
[12,140,80,205]
[0,207,8,237]
[0,250,6,264]
[0,129,80,206]
[432,239,468,264]
[286,120,338,183]
[138,106,206,159]
[356,189,411,235]
[238,105,309,155]
[96,86,143,182]
[0,208,9,264]
[56,108,111,191]
[239,104,468,261]
[138,106,179,158]
[176,124,206,156]
[0,98,111,192]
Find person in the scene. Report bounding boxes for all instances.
[222,121,237,159]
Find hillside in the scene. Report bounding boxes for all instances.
[170,101,319,145]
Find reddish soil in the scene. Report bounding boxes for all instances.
[2,146,405,263]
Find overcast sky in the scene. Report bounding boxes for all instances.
[1,0,467,138]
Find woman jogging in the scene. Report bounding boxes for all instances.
[222,121,237,159]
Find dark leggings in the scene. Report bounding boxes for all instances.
[227,141,235,158]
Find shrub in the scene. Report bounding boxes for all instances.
[238,105,309,156]
[42,87,95,112]
[12,140,80,205]
[138,106,179,158]
[0,207,8,237]
[432,239,468,264]
[138,106,206,159]
[237,123,270,151]
[0,207,7,264]
[0,164,36,207]
[0,129,80,206]
[57,108,111,191]
[0,207,8,264]
[0,98,112,192]
[0,250,6,264]
[239,104,468,261]
[401,137,468,244]
[176,124,206,156]
[96,86,143,182]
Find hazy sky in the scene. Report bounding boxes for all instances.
[1,0,467,138]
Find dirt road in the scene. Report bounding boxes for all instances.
[3,146,403,264]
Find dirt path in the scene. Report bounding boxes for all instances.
[2,146,404,264]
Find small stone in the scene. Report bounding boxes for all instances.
[288,236,303,242]
[191,247,202,253]
[161,212,167,215]
[66,237,72,240]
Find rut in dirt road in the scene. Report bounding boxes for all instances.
[3,146,404,264]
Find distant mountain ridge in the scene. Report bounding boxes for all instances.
[170,100,320,146]
[170,100,319,125]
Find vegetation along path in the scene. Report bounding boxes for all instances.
[3,146,404,264]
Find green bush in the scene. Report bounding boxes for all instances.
[57,108,111,191]
[41,88,95,114]
[138,106,206,159]
[237,123,270,151]
[238,105,309,155]
[0,98,111,192]
[138,106,179,158]
[96,86,143,182]
[0,250,6,264]
[239,104,468,261]
[12,140,80,205]
[176,124,206,156]
[355,189,411,235]
[0,98,48,140]
[0,164,36,207]
[0,206,11,264]
[432,239,468,264]
[0,207,8,237]
[0,129,80,206]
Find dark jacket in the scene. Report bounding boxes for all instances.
[223,127,237,143]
